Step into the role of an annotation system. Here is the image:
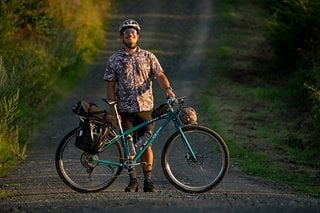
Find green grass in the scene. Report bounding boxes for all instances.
[0,189,15,199]
[0,183,20,198]
[202,0,320,197]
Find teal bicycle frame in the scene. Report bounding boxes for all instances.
[95,103,197,168]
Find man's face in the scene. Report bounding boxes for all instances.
[122,28,139,49]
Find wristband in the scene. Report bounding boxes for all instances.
[165,86,173,91]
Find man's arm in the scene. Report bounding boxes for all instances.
[106,80,116,100]
[106,81,117,115]
[156,71,175,97]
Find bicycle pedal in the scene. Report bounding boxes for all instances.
[141,162,151,166]
[125,161,140,169]
[130,162,141,166]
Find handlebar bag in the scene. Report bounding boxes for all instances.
[151,103,170,118]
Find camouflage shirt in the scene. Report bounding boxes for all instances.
[103,47,163,113]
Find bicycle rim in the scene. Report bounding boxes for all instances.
[162,125,230,193]
[55,128,124,193]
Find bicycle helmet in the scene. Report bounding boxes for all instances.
[119,19,141,34]
[179,107,197,125]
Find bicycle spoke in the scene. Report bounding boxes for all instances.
[55,128,123,193]
[162,125,230,193]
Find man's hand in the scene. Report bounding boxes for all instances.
[165,87,175,98]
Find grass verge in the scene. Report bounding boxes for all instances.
[202,0,320,197]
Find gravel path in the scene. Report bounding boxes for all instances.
[1,0,319,212]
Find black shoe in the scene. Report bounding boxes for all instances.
[125,178,138,192]
[143,179,157,192]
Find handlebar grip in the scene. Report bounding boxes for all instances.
[167,97,178,106]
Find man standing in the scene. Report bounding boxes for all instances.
[103,19,175,192]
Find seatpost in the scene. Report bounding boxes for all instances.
[106,100,123,134]
[113,103,123,133]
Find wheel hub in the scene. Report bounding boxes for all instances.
[185,152,203,166]
[80,152,99,170]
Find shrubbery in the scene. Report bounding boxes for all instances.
[265,0,320,150]
[266,0,320,70]
[0,0,110,174]
[0,58,23,175]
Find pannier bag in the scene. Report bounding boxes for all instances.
[72,100,117,127]
[72,100,116,153]
[75,119,110,153]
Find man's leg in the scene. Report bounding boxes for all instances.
[137,111,156,192]
[141,146,153,177]
[141,147,156,192]
[120,113,138,192]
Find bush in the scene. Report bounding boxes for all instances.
[305,77,320,148]
[0,0,110,119]
[0,57,25,174]
[267,0,320,71]
[0,0,110,175]
[47,0,108,61]
[266,0,320,152]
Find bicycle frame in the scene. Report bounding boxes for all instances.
[95,103,197,168]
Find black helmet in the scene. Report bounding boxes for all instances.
[119,19,141,34]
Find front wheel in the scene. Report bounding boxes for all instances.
[55,128,124,193]
[161,125,230,193]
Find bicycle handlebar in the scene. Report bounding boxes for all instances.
[167,96,186,106]
[103,96,186,108]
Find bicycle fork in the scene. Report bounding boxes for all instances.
[173,119,198,161]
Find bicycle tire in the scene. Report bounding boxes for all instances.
[161,125,230,193]
[55,127,124,193]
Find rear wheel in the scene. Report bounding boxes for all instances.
[161,125,230,193]
[55,128,124,193]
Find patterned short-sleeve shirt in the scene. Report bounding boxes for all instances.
[103,47,163,113]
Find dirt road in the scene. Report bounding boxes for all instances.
[1,0,319,212]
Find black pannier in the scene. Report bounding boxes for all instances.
[72,100,116,127]
[75,119,111,153]
[72,101,116,153]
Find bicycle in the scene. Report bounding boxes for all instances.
[55,97,230,193]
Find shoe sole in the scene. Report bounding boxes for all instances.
[125,187,138,192]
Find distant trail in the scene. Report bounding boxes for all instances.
[0,0,319,212]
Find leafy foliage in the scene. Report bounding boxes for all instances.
[0,0,110,175]
[266,0,320,70]
[0,57,23,174]
[205,0,320,196]
[266,0,320,151]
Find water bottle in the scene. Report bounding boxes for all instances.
[135,131,152,151]
[126,134,136,156]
